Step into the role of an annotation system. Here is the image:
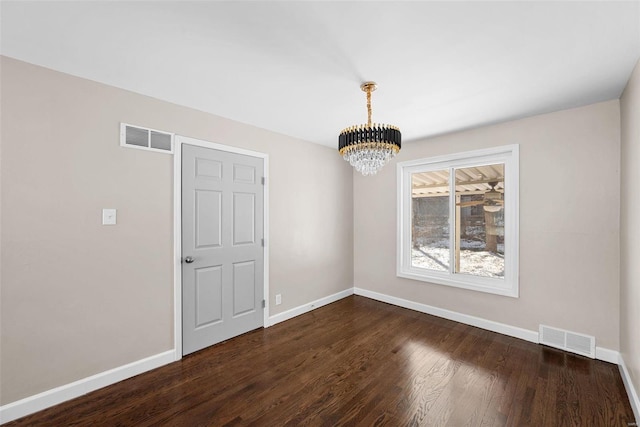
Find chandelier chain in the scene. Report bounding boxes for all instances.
[366,87,372,127]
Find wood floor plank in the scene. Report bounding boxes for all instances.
[5,296,636,426]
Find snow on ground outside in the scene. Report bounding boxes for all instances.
[411,238,505,278]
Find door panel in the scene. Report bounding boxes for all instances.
[233,164,255,184]
[195,190,222,248]
[195,266,223,328]
[233,260,256,316]
[182,143,264,355]
[195,157,222,179]
[233,193,255,245]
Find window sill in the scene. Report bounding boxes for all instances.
[397,268,518,298]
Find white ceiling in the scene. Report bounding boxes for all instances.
[2,1,639,148]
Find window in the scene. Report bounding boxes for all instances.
[397,145,519,297]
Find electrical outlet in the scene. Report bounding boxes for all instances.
[275,294,282,305]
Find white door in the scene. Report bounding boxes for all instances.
[182,143,264,355]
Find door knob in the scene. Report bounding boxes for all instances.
[184,256,195,264]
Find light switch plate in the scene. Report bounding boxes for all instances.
[102,209,117,225]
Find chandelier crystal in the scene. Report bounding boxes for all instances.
[338,82,401,176]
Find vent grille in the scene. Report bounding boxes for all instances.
[539,324,595,358]
[120,123,173,153]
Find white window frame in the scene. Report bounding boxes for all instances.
[397,144,519,297]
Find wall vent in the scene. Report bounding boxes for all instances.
[120,123,174,154]
[539,324,595,358]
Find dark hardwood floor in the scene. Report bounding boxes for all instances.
[6,296,635,426]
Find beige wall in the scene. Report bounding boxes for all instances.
[621,58,640,406]
[0,56,354,404]
[355,100,621,349]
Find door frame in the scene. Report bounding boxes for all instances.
[173,135,270,360]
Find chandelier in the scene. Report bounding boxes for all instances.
[338,82,401,176]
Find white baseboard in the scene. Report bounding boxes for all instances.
[268,288,353,326]
[0,350,175,425]
[620,354,640,424]
[596,346,621,364]
[354,287,539,343]
[354,288,625,366]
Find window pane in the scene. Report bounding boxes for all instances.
[454,164,505,278]
[411,170,450,271]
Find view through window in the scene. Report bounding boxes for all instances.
[411,164,504,278]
